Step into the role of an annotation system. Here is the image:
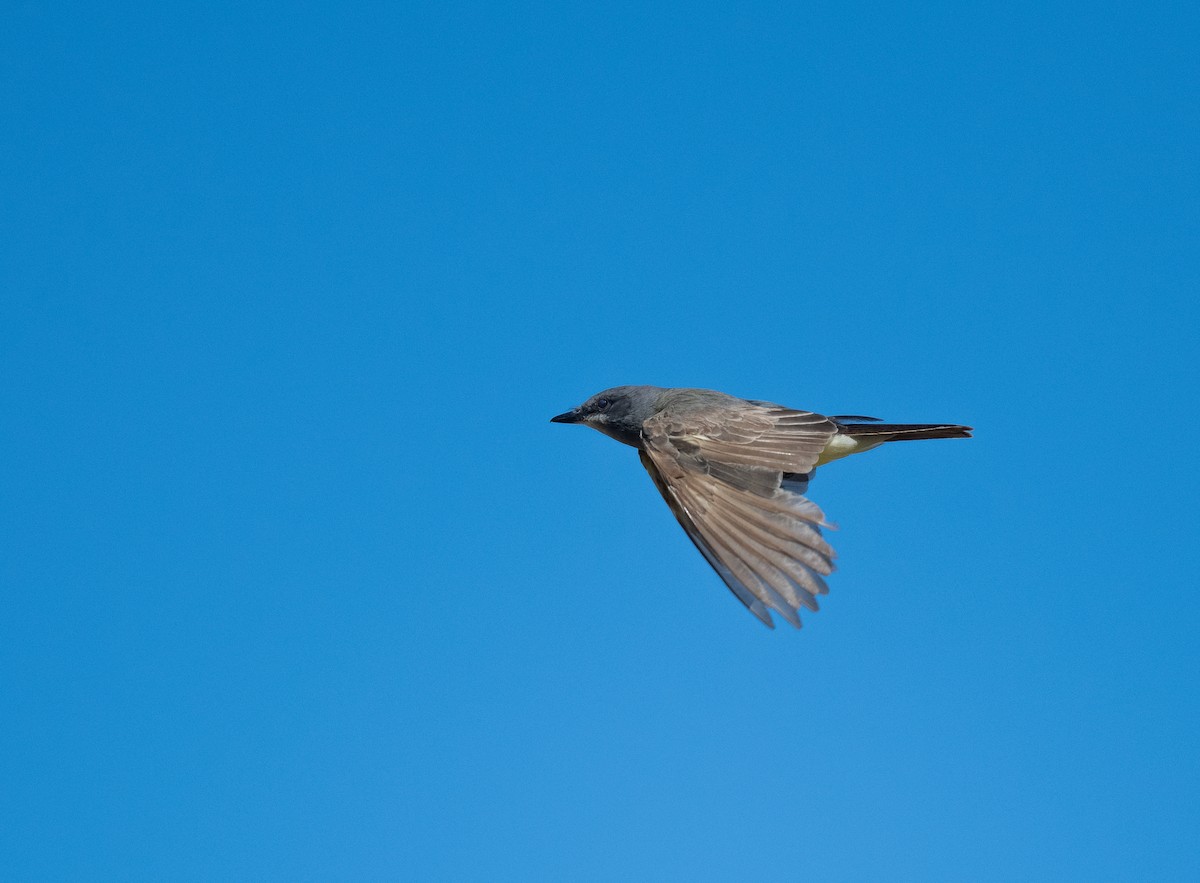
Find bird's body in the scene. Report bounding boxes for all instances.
[552,386,971,629]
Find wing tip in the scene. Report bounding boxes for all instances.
[751,603,776,629]
[747,598,808,630]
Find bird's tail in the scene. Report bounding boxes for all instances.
[836,422,973,442]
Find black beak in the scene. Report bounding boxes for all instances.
[550,409,582,424]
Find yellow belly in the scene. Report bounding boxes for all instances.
[815,434,886,467]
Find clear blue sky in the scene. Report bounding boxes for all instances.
[3,1,1197,880]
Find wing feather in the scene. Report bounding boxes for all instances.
[639,399,840,628]
[653,397,837,475]
[639,451,777,628]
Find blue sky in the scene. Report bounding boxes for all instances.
[3,1,1198,879]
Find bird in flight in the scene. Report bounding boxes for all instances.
[551,386,971,629]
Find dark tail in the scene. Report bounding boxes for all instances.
[836,422,973,442]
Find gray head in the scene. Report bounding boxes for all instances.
[550,385,666,448]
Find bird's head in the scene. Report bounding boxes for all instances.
[550,386,664,448]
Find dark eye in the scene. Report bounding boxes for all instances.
[595,397,611,411]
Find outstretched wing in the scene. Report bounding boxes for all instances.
[639,401,839,628]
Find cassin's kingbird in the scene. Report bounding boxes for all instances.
[551,386,971,629]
